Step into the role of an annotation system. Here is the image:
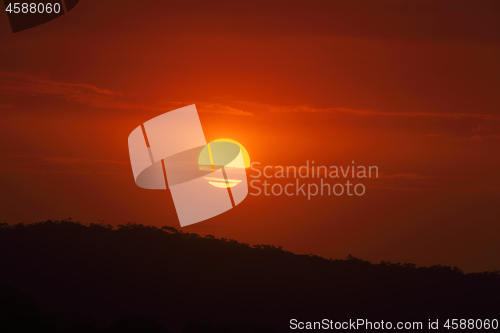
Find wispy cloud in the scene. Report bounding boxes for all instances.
[216,100,500,121]
[469,134,500,142]
[374,173,500,193]
[265,104,500,121]
[0,155,130,176]
[168,101,253,117]
[380,173,429,180]
[197,102,253,117]
[0,72,254,116]
[3,155,129,165]
[3,71,496,122]
[42,156,129,165]
[335,108,500,121]
[0,72,117,105]
[0,72,175,112]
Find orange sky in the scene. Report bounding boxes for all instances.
[1,0,500,272]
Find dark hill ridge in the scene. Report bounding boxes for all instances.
[0,220,499,333]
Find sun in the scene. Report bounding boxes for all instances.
[211,138,251,168]
[198,139,250,188]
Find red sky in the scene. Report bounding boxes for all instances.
[1,0,499,272]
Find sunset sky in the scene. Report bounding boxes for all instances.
[1,0,499,272]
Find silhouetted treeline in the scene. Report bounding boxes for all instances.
[0,220,499,332]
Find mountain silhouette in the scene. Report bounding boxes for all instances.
[0,220,498,332]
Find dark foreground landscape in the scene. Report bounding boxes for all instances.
[0,221,499,332]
